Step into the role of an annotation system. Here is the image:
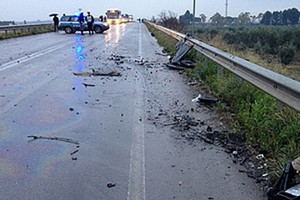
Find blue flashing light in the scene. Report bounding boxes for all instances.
[76,46,82,53]
[77,55,84,60]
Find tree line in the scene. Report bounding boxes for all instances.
[152,8,300,65]
[177,8,299,26]
[261,8,300,25]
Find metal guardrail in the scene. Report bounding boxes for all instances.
[0,23,52,35]
[148,22,300,112]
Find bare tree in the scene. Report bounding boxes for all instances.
[157,10,181,30]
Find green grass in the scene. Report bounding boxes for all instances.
[145,22,300,177]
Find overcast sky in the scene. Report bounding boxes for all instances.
[0,0,299,21]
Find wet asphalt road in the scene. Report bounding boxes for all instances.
[0,23,263,200]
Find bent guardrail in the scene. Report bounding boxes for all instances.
[0,23,52,36]
[147,22,300,112]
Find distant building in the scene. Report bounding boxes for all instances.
[179,10,202,26]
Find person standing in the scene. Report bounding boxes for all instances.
[53,15,59,32]
[86,11,94,35]
[78,12,85,35]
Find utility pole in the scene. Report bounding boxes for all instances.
[225,0,228,17]
[192,0,196,35]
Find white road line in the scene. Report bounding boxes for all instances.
[127,23,146,200]
[0,43,66,71]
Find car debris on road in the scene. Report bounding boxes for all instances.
[166,35,196,70]
[28,135,79,145]
[73,69,121,77]
[267,157,300,200]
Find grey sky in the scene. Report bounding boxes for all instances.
[1,0,299,21]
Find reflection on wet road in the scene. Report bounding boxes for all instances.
[0,23,263,200]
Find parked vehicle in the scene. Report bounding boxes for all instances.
[128,15,134,22]
[121,14,129,23]
[58,15,109,34]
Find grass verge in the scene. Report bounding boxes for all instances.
[145,23,300,179]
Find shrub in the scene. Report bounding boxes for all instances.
[192,25,300,64]
[280,44,296,65]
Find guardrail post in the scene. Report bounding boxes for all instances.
[13,29,16,34]
[5,30,8,35]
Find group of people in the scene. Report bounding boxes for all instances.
[53,11,105,35]
[77,11,94,35]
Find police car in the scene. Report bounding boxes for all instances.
[58,15,110,34]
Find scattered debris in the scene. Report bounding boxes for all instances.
[188,81,198,86]
[268,158,300,199]
[192,94,202,102]
[178,60,195,68]
[135,58,146,65]
[172,37,193,64]
[28,135,80,161]
[107,183,116,188]
[92,69,121,77]
[198,97,217,106]
[192,94,217,106]
[108,54,126,61]
[70,149,79,155]
[165,35,195,70]
[293,157,300,171]
[155,52,169,57]
[158,115,200,131]
[256,154,265,160]
[83,83,96,87]
[165,63,185,70]
[232,151,238,156]
[73,69,121,77]
[28,135,79,145]
[72,71,91,76]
